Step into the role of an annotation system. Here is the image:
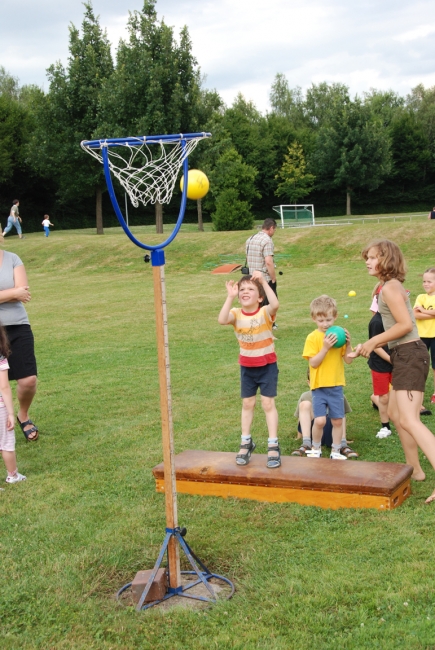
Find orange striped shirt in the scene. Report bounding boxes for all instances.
[230,306,277,367]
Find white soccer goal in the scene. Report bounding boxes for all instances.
[272,204,315,228]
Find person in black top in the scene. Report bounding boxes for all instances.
[368,291,394,438]
[428,208,435,220]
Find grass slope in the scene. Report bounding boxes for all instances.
[1,222,435,649]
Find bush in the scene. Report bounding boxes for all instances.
[211,188,254,230]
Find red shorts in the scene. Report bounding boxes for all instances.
[371,369,392,396]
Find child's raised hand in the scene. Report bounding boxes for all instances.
[225,280,239,299]
[250,270,264,283]
[348,340,375,358]
[344,329,352,345]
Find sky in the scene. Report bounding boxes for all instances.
[1,0,435,113]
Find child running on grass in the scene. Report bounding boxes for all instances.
[0,323,26,486]
[218,271,280,468]
[302,295,354,459]
[413,267,435,405]
[350,240,435,504]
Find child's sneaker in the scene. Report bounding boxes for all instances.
[306,448,322,458]
[6,472,26,484]
[376,427,392,439]
[330,451,347,460]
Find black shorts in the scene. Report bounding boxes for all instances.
[420,337,435,369]
[240,362,278,398]
[5,324,37,381]
[390,340,429,392]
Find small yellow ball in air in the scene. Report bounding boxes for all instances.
[180,169,210,200]
[348,290,356,297]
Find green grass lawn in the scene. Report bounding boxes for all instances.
[1,220,435,649]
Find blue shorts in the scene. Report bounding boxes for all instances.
[312,386,344,419]
[240,362,278,398]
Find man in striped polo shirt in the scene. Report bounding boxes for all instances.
[246,218,278,327]
[218,270,281,469]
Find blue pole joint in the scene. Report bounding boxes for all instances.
[151,249,165,267]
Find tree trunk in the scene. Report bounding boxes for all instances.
[96,185,104,234]
[155,201,163,234]
[197,198,204,231]
[346,189,352,216]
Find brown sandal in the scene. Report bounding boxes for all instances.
[291,444,311,456]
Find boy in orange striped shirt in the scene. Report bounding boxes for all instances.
[218,270,280,468]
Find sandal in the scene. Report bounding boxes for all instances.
[236,438,256,466]
[340,445,359,458]
[291,444,312,456]
[267,443,281,469]
[17,416,39,442]
[420,407,432,416]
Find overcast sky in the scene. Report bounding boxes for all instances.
[1,0,435,112]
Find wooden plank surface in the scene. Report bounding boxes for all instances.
[152,450,413,497]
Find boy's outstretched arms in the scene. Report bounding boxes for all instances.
[218,280,238,325]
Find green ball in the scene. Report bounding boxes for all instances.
[325,325,347,348]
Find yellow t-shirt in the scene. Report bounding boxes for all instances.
[414,293,435,338]
[302,329,346,390]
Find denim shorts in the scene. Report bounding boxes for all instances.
[240,362,278,398]
[312,386,344,419]
[390,340,429,392]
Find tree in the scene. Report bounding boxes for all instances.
[312,99,392,214]
[269,73,305,127]
[275,142,315,203]
[208,147,259,230]
[28,3,113,233]
[304,82,350,129]
[99,0,202,233]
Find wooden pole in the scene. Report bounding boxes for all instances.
[152,261,181,589]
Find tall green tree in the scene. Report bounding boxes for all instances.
[269,73,305,127]
[28,3,113,233]
[99,0,202,232]
[275,142,315,203]
[312,99,392,214]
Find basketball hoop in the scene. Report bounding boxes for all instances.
[81,132,210,250]
[82,131,234,611]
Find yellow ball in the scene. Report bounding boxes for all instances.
[180,169,210,200]
[348,290,356,297]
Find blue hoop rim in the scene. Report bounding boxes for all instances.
[82,131,211,150]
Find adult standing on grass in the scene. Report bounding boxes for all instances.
[0,248,38,441]
[2,200,24,239]
[428,207,435,220]
[350,239,435,504]
[246,218,278,328]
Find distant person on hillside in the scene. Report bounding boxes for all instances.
[41,215,54,237]
[2,200,24,239]
[428,208,435,220]
[246,218,278,328]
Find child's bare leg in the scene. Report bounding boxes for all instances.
[2,450,17,475]
[371,394,379,408]
[312,417,325,446]
[261,395,278,438]
[331,418,343,446]
[378,393,390,424]
[298,401,312,440]
[241,396,256,439]
[388,390,424,479]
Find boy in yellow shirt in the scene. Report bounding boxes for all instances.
[302,295,354,459]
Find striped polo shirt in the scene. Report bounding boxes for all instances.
[230,306,277,367]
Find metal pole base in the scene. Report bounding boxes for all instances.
[116,527,235,611]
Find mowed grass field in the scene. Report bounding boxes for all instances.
[1,219,435,649]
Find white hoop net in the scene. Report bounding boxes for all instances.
[81,136,203,207]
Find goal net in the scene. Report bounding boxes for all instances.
[272,204,315,228]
